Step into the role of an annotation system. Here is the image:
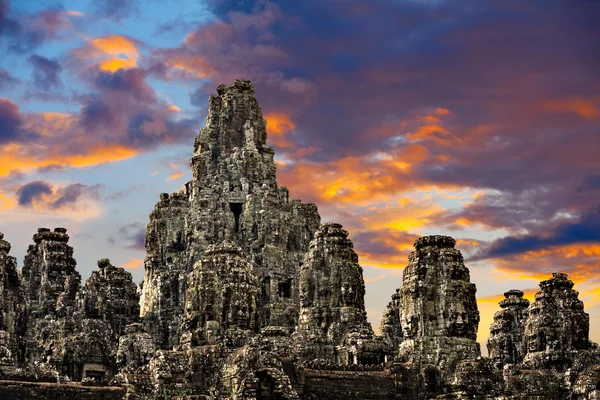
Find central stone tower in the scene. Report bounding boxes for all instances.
[140,80,321,349]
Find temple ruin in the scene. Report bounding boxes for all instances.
[0,80,598,399]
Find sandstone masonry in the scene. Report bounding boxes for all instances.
[0,80,598,399]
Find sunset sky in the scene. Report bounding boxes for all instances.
[1,0,599,351]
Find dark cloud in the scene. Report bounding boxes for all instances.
[107,222,146,250]
[105,184,146,201]
[0,67,18,88]
[204,0,256,17]
[28,54,63,91]
[0,98,23,144]
[15,181,102,209]
[79,95,117,131]
[92,0,139,21]
[92,68,153,100]
[352,229,418,259]
[581,175,600,190]
[36,165,66,174]
[72,67,196,150]
[171,0,599,244]
[472,206,600,260]
[51,183,102,209]
[190,87,206,107]
[16,181,52,206]
[163,0,599,166]
[0,0,53,52]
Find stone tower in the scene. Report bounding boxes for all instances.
[380,288,403,350]
[295,223,374,363]
[0,233,25,364]
[522,272,590,370]
[140,191,190,348]
[21,228,80,321]
[487,289,529,367]
[139,80,321,349]
[396,235,481,378]
[81,259,140,337]
[180,240,260,348]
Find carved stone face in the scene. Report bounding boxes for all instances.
[446,301,470,337]
[527,333,540,352]
[299,277,313,307]
[402,315,419,338]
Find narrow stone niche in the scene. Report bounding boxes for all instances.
[229,202,244,232]
[278,278,292,298]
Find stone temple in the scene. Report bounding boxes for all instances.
[0,80,598,399]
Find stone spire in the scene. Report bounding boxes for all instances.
[295,223,374,363]
[487,289,530,366]
[81,259,140,337]
[396,235,481,381]
[20,228,82,370]
[139,80,321,349]
[379,288,403,350]
[139,191,190,349]
[0,232,25,365]
[21,228,80,319]
[522,272,590,370]
[190,79,273,185]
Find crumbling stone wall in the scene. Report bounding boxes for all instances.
[0,380,125,400]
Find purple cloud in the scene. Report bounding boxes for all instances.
[16,181,52,206]
[472,206,600,261]
[0,98,23,144]
[29,54,63,91]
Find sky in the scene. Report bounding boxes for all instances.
[1,0,599,352]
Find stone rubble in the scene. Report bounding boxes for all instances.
[0,80,598,399]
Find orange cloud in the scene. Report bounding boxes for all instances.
[359,199,441,233]
[99,58,137,73]
[166,56,213,79]
[167,172,184,181]
[265,113,295,148]
[364,275,389,283]
[0,191,16,211]
[477,288,539,305]
[406,124,452,144]
[75,35,140,73]
[355,236,416,269]
[544,98,600,119]
[490,243,600,285]
[278,144,440,206]
[64,10,84,17]
[1,182,104,221]
[435,108,451,116]
[121,258,143,269]
[90,35,138,58]
[0,143,138,177]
